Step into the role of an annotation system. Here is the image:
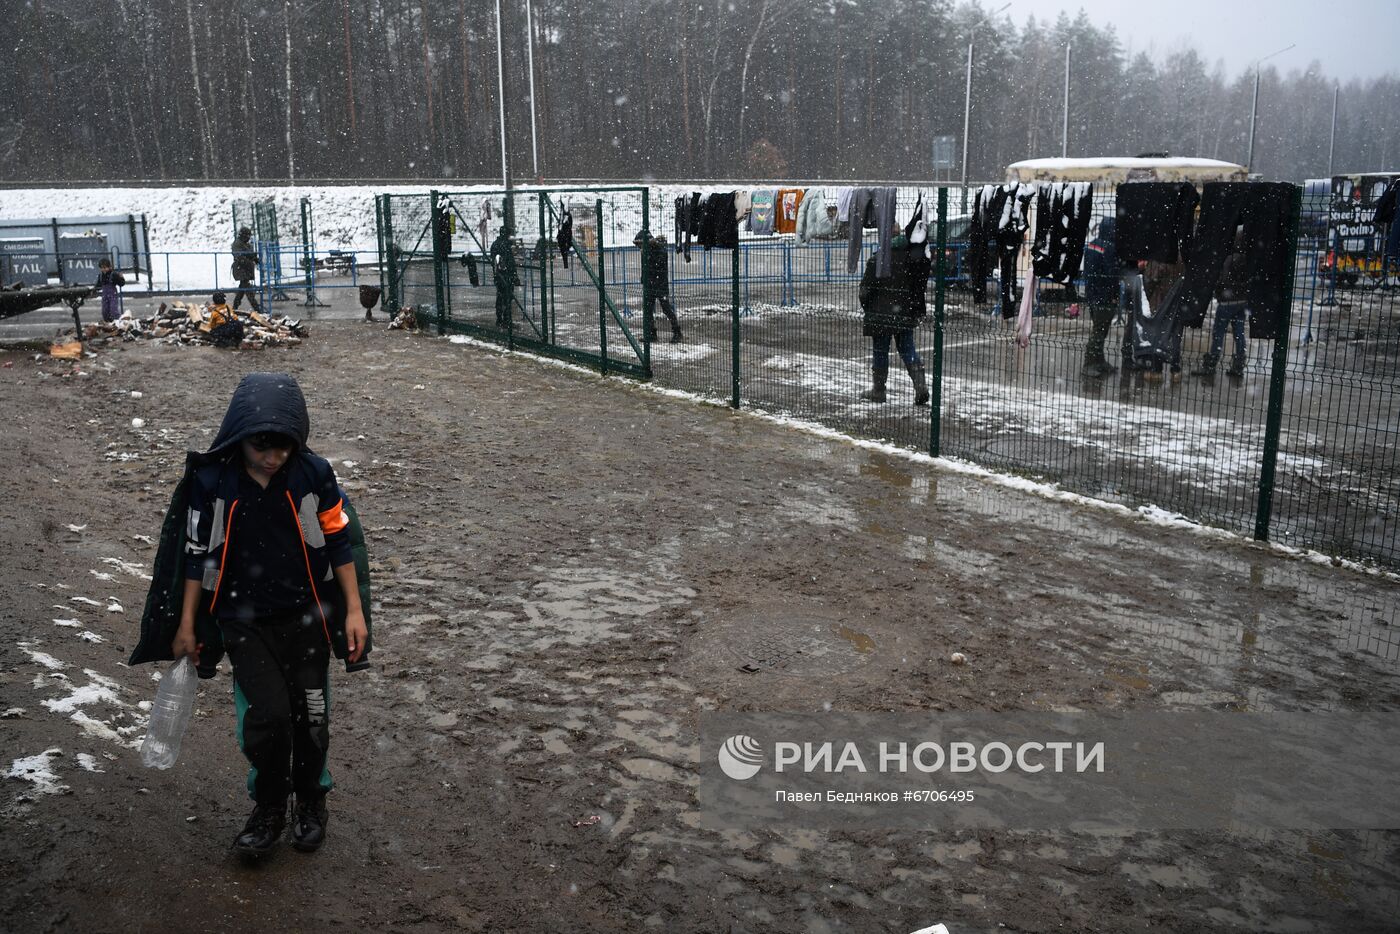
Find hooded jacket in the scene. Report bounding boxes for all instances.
[131,373,373,677]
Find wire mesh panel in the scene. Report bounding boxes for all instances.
[380,193,436,320]
[1271,186,1400,566]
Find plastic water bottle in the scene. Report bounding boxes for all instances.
[141,657,198,769]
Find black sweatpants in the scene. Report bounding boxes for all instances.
[222,606,331,805]
[644,293,680,336]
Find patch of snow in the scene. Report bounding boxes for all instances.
[75,753,103,772]
[19,646,67,670]
[52,618,81,628]
[77,632,105,644]
[5,749,67,795]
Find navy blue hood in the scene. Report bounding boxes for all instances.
[206,372,311,455]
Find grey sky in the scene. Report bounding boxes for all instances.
[997,0,1399,83]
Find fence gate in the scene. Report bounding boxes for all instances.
[376,186,657,379]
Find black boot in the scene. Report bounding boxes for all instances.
[669,327,683,343]
[1226,357,1245,378]
[291,796,329,853]
[907,361,930,405]
[1191,353,1219,377]
[233,800,287,857]
[860,366,888,403]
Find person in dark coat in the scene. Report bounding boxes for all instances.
[858,230,929,405]
[164,374,370,858]
[230,226,262,313]
[489,223,516,329]
[1080,217,1120,377]
[1193,228,1249,379]
[634,231,682,342]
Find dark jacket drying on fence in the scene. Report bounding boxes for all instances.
[1114,182,1199,263]
[968,183,1034,318]
[556,207,573,268]
[1032,182,1094,295]
[1163,182,1295,341]
[698,192,739,250]
[860,235,926,337]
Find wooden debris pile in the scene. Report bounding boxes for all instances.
[84,302,309,348]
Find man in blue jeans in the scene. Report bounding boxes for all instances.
[1193,233,1248,379]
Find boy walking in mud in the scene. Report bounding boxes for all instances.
[162,373,371,857]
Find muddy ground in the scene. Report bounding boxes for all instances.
[2,308,1399,933]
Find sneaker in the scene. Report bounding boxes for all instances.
[233,800,287,857]
[290,796,329,853]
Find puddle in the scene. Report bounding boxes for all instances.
[833,624,876,654]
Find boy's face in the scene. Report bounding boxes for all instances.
[241,433,294,479]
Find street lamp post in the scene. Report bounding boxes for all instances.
[1327,84,1339,177]
[1062,43,1071,158]
[960,2,1012,211]
[494,0,513,194]
[1245,43,1295,174]
[525,0,540,180]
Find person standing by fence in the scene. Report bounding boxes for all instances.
[1080,218,1120,377]
[635,231,682,343]
[858,226,929,405]
[490,223,517,329]
[230,226,262,313]
[96,258,126,322]
[1193,230,1249,379]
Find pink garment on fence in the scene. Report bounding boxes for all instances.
[1015,265,1036,347]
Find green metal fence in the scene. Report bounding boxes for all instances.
[380,182,1399,570]
[376,186,657,377]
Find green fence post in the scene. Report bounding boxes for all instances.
[300,196,315,309]
[537,191,550,344]
[429,190,447,336]
[597,198,608,375]
[383,197,400,316]
[140,214,152,292]
[641,189,652,378]
[1253,184,1304,543]
[731,242,741,408]
[126,214,139,283]
[930,187,948,457]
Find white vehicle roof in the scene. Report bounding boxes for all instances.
[1005,157,1248,184]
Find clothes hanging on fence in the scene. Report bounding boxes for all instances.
[674,193,701,261]
[557,206,573,269]
[748,190,777,235]
[967,183,1034,317]
[846,187,899,278]
[904,193,930,256]
[836,187,856,223]
[464,253,480,286]
[775,189,803,235]
[1115,182,1199,263]
[795,190,836,245]
[1160,181,1295,341]
[1375,179,1400,263]
[1015,264,1036,347]
[698,192,739,250]
[478,200,492,250]
[1031,182,1094,297]
[734,190,752,224]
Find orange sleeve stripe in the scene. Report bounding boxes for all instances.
[318,499,350,535]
